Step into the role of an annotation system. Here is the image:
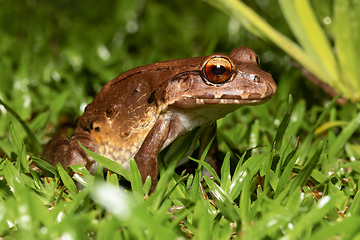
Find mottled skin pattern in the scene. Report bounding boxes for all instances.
[42,47,277,192]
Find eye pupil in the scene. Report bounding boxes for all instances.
[211,65,226,75]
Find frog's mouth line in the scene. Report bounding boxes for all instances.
[173,96,271,108]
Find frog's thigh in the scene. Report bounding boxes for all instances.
[41,130,98,171]
[134,115,172,191]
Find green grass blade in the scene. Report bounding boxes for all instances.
[190,157,221,183]
[204,176,241,222]
[79,142,130,181]
[2,159,24,198]
[229,153,270,200]
[106,171,119,186]
[220,152,231,193]
[309,216,360,240]
[31,156,57,176]
[70,164,94,187]
[9,122,22,156]
[284,194,346,238]
[291,145,322,190]
[286,99,306,136]
[239,169,251,222]
[56,164,78,194]
[278,0,338,83]
[130,158,145,203]
[333,0,360,94]
[274,147,298,198]
[18,144,30,173]
[328,111,360,163]
[347,180,360,216]
[274,95,293,151]
[0,99,41,154]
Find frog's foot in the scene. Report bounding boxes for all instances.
[41,131,99,173]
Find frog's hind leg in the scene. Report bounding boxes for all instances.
[41,131,99,173]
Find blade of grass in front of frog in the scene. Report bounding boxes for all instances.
[56,164,78,194]
[129,158,144,204]
[189,135,221,183]
[31,156,57,176]
[149,157,179,210]
[70,164,94,187]
[79,142,130,181]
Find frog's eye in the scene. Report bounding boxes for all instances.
[203,57,233,84]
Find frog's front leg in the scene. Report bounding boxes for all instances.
[134,115,172,193]
[41,129,99,172]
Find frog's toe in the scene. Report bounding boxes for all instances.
[41,132,99,172]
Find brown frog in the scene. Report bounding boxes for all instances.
[42,47,276,191]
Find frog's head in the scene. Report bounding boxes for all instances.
[159,47,276,117]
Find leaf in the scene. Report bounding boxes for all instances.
[284,194,345,239]
[0,99,41,154]
[309,216,360,240]
[291,145,322,190]
[348,180,360,216]
[130,158,144,203]
[204,176,241,222]
[70,164,94,187]
[333,0,360,93]
[328,111,360,163]
[78,142,130,181]
[9,122,22,156]
[56,164,78,194]
[229,153,270,200]
[220,152,231,193]
[2,159,24,198]
[31,157,57,176]
[274,95,293,151]
[239,169,251,222]
[190,157,221,183]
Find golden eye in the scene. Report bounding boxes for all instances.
[203,57,233,84]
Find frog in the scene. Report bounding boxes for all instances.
[41,47,277,191]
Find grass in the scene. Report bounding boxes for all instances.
[1,0,360,239]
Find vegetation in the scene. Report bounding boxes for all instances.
[1,0,360,239]
[206,0,360,103]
